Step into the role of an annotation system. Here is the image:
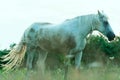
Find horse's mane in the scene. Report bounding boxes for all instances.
[64,14,100,28]
[65,13,108,24]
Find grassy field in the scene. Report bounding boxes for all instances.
[0,66,120,80]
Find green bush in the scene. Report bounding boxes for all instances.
[0,49,10,69]
[82,35,120,66]
[85,35,120,57]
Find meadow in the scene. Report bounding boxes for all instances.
[0,66,120,80]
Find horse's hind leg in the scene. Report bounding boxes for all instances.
[26,49,36,70]
[36,50,48,75]
[32,51,39,69]
[25,48,37,80]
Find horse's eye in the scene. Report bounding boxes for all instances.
[104,21,108,26]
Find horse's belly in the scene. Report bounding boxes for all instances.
[38,39,75,54]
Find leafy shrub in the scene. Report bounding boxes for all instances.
[83,35,120,66]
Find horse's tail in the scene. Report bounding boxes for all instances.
[1,38,27,71]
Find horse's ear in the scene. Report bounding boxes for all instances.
[98,10,102,16]
[102,10,104,13]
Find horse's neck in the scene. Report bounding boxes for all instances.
[77,14,97,38]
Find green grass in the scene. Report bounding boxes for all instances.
[0,67,120,80]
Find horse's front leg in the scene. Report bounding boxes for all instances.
[75,50,83,69]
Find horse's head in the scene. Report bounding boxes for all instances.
[96,11,115,41]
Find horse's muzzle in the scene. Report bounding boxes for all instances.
[107,31,115,41]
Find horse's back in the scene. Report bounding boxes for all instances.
[30,22,52,30]
[24,22,52,36]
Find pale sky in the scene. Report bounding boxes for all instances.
[0,0,120,49]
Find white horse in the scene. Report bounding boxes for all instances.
[1,11,115,79]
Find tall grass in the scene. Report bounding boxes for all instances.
[0,66,120,80]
